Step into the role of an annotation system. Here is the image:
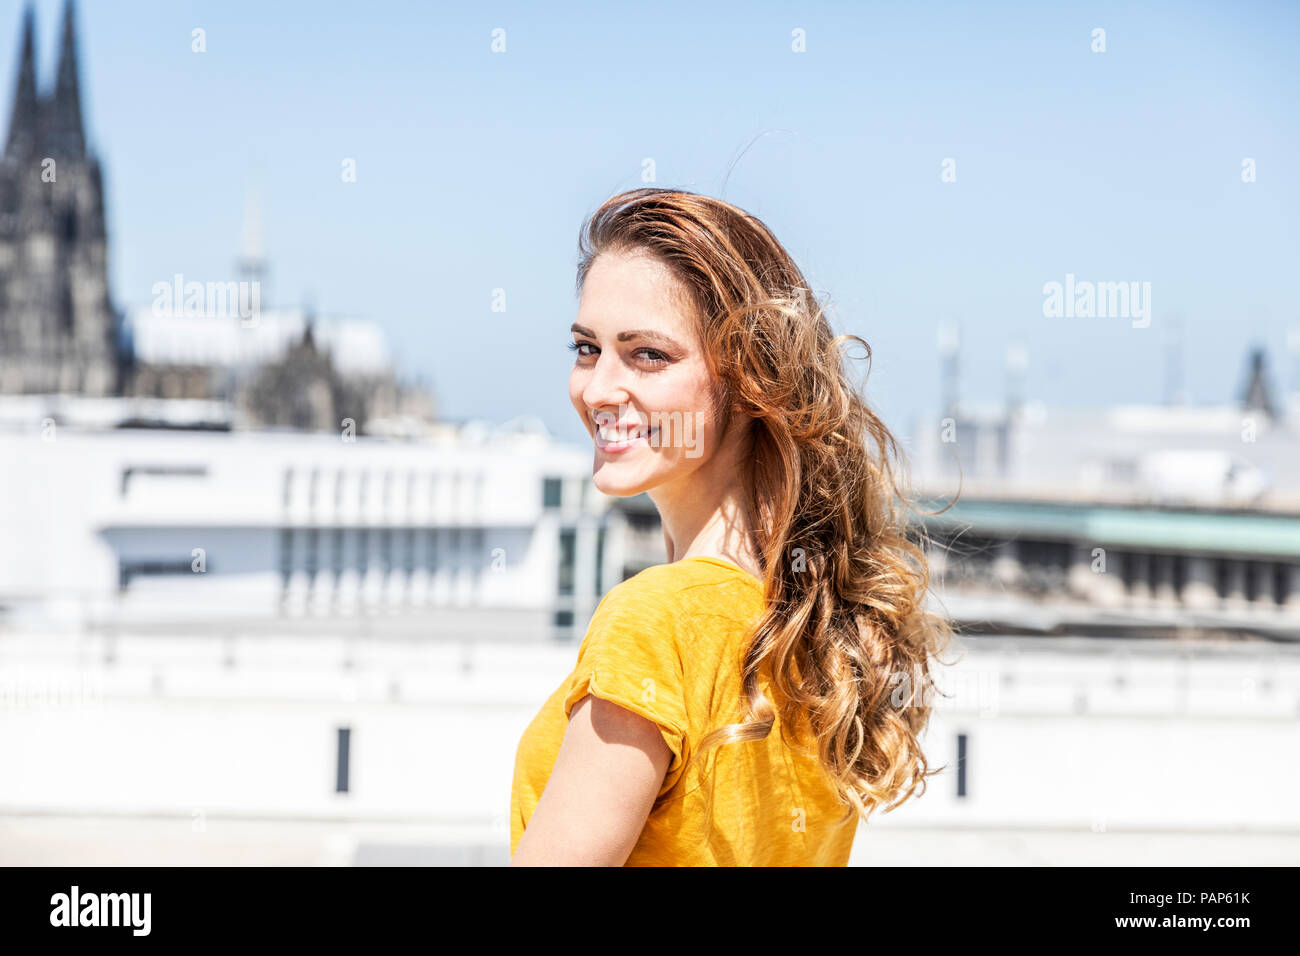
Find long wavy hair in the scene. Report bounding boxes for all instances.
[575,187,958,825]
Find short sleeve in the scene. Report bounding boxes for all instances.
[562,577,690,798]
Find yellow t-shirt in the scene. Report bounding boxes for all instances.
[510,555,860,866]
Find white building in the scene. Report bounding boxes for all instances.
[3,383,1298,866]
[3,629,1297,866]
[123,305,393,379]
[0,396,616,641]
[906,380,1300,641]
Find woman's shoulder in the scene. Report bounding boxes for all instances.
[593,556,764,630]
[616,555,763,596]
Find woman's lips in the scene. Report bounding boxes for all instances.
[594,426,658,454]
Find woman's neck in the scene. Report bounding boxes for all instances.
[647,407,762,578]
[653,486,762,578]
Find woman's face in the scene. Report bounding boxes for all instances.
[569,248,731,498]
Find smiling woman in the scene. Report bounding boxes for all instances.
[565,250,725,486]
[509,187,955,867]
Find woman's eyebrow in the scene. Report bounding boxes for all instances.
[570,323,683,351]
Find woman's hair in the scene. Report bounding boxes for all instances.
[575,187,958,824]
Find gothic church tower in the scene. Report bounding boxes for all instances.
[0,0,120,395]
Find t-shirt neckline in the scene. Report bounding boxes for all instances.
[678,555,764,590]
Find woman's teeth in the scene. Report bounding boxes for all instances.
[596,425,658,446]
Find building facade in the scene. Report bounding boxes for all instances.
[908,346,1300,640]
[0,1,121,397]
[0,401,615,642]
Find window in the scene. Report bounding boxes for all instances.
[1244,560,1260,602]
[425,528,438,572]
[470,528,485,586]
[595,525,606,596]
[1119,550,1147,593]
[279,528,294,589]
[118,559,196,591]
[331,528,344,581]
[1172,554,1187,599]
[1015,538,1071,596]
[305,528,319,587]
[119,464,207,497]
[1152,553,1173,596]
[1214,558,1230,599]
[543,476,563,509]
[1017,539,1071,570]
[557,528,576,596]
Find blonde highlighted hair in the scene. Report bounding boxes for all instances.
[576,187,957,824]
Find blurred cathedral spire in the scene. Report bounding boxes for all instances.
[0,0,117,396]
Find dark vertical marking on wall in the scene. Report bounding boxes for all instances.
[336,727,351,793]
[956,733,968,798]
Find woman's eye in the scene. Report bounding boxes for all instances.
[636,348,669,366]
[568,341,669,368]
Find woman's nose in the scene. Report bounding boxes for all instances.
[581,353,629,412]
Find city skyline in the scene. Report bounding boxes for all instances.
[1,1,1298,874]
[1,0,1297,448]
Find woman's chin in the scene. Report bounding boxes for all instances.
[592,465,655,498]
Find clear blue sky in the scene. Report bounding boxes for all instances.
[5,0,1298,448]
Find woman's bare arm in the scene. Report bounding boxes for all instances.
[510,694,672,866]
